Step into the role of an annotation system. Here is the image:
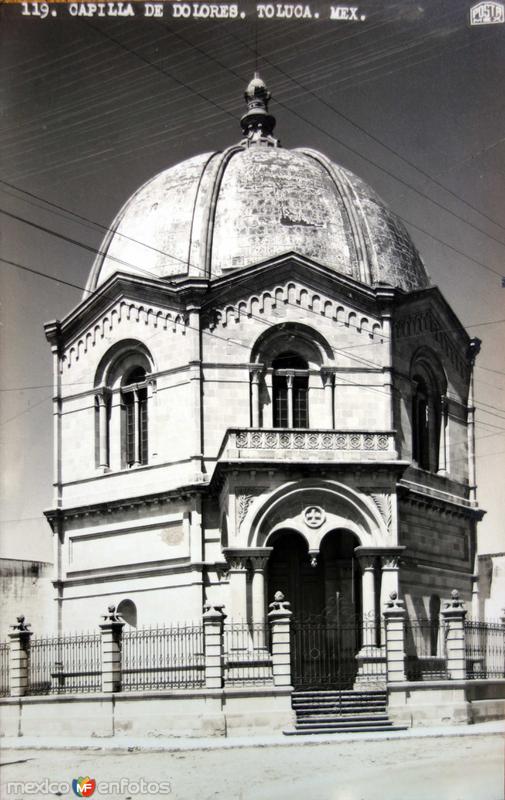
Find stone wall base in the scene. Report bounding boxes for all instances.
[387,679,505,728]
[0,687,294,739]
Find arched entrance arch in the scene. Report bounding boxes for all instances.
[266,528,361,621]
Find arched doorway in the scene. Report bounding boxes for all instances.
[267,531,323,617]
[267,529,362,687]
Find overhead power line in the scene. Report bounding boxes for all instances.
[87,23,504,281]
[167,22,505,244]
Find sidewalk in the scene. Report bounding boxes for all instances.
[1,719,502,753]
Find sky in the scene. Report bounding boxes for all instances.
[0,0,504,563]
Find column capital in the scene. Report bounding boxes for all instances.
[248,363,264,381]
[354,547,377,570]
[379,547,406,570]
[95,387,110,404]
[320,368,334,387]
[249,547,273,571]
[222,548,249,571]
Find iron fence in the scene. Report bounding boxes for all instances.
[0,642,9,697]
[465,620,505,679]
[224,623,272,685]
[28,632,101,695]
[404,619,448,681]
[122,624,204,691]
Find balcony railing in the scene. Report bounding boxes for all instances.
[218,428,398,462]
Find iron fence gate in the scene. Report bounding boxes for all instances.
[291,618,363,689]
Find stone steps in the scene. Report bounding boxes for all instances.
[285,689,407,736]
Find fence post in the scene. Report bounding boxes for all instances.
[203,603,226,689]
[268,591,292,688]
[99,606,124,693]
[8,616,32,697]
[441,590,467,680]
[383,592,406,683]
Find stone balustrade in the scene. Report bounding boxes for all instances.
[220,428,398,462]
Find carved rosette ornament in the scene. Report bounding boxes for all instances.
[303,505,326,528]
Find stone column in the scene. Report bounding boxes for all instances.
[286,373,294,429]
[223,549,249,622]
[356,550,377,645]
[268,592,293,688]
[249,366,263,428]
[438,395,448,476]
[383,592,406,683]
[8,616,32,697]
[203,604,226,689]
[264,369,274,427]
[321,369,334,428]
[441,590,467,681]
[96,390,109,469]
[354,548,385,687]
[133,390,141,466]
[250,550,272,649]
[99,606,124,693]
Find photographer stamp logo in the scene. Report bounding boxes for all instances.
[469,1,505,25]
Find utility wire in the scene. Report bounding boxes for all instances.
[167,22,505,244]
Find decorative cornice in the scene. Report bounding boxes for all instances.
[202,278,384,338]
[44,484,208,527]
[398,482,484,519]
[63,299,188,369]
[394,306,469,378]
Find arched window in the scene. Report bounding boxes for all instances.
[94,342,154,472]
[122,366,148,468]
[272,352,309,428]
[412,376,431,470]
[410,355,445,473]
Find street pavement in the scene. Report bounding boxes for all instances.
[0,723,503,799]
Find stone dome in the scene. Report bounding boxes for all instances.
[86,77,429,295]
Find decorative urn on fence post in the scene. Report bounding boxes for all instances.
[8,615,32,698]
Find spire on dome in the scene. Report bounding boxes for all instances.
[240,73,278,145]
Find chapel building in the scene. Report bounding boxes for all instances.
[44,77,483,679]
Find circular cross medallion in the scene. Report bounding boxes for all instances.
[303,505,325,528]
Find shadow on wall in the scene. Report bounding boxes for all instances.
[0,559,54,637]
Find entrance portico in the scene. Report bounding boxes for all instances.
[220,478,405,688]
